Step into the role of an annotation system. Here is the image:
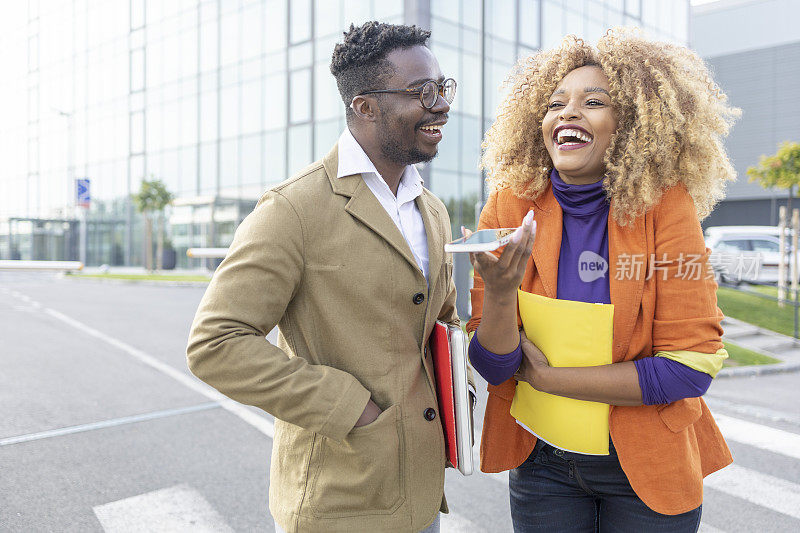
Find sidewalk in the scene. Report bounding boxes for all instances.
[720,316,800,378]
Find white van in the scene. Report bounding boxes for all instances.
[704,226,794,284]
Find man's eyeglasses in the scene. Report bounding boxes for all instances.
[358,78,457,109]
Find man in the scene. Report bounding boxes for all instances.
[187,21,465,533]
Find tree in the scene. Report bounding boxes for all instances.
[132,177,174,271]
[747,141,800,215]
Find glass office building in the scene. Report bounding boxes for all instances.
[0,0,688,268]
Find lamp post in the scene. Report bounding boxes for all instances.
[52,107,85,265]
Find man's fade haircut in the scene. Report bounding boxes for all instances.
[330,21,430,122]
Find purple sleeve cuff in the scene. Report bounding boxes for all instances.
[634,357,713,405]
[468,334,523,386]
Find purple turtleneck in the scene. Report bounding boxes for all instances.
[469,170,712,404]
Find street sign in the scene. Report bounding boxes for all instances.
[76,178,90,208]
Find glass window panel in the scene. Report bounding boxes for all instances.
[179,28,198,80]
[147,40,164,88]
[287,124,312,174]
[625,0,641,17]
[432,0,460,22]
[163,103,180,149]
[433,113,459,173]
[265,73,287,129]
[315,62,343,122]
[315,0,341,38]
[542,0,565,50]
[220,63,241,87]
[461,0,481,29]
[242,57,262,83]
[163,35,181,85]
[519,0,540,48]
[264,129,287,183]
[131,0,145,29]
[460,53,480,116]
[564,7,583,37]
[179,145,198,195]
[314,119,341,160]
[489,0,515,37]
[200,19,219,72]
[240,133,262,186]
[265,50,286,75]
[265,0,288,52]
[429,169,459,204]
[460,114,481,173]
[290,0,311,43]
[130,154,145,188]
[219,137,239,189]
[220,10,241,67]
[130,49,145,91]
[130,111,145,153]
[241,79,263,135]
[220,84,240,139]
[146,105,162,153]
[342,0,371,30]
[373,0,402,19]
[460,27,481,55]
[641,0,658,27]
[199,142,218,193]
[241,3,263,59]
[289,42,313,69]
[290,69,311,123]
[199,91,219,142]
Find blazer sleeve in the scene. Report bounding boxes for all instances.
[466,189,501,335]
[651,186,724,355]
[186,190,371,442]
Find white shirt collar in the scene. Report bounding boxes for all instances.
[336,128,424,201]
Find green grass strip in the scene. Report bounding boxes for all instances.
[723,341,781,367]
[66,273,211,282]
[717,286,797,338]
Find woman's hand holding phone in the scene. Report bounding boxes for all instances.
[466,210,536,299]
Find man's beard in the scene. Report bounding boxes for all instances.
[377,118,436,166]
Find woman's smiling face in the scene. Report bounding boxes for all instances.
[541,65,618,185]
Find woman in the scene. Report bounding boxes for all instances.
[466,29,739,532]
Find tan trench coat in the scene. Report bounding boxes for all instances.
[187,144,459,532]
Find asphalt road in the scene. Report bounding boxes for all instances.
[1,272,798,532]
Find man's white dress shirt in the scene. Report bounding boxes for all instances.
[337,128,430,283]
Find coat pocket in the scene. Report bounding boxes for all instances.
[306,404,405,517]
[657,397,702,433]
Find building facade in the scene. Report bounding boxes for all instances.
[691,0,800,228]
[0,0,688,269]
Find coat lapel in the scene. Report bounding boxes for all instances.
[323,144,425,279]
[608,211,647,363]
[417,191,443,293]
[531,185,562,298]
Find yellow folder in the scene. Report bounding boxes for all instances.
[510,289,614,455]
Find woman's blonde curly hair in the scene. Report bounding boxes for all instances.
[480,28,740,225]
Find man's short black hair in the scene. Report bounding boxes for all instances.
[330,21,431,122]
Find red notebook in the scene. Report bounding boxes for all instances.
[430,321,458,469]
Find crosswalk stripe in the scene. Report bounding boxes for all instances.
[93,484,234,532]
[713,413,800,461]
[40,306,274,439]
[440,511,482,532]
[704,464,800,520]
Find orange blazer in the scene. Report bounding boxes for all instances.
[466,183,732,515]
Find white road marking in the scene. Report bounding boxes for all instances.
[33,302,274,439]
[93,484,234,532]
[0,403,220,447]
[713,413,800,461]
[704,464,800,520]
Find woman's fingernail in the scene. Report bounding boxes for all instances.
[461,225,466,236]
[512,227,523,243]
[524,211,534,225]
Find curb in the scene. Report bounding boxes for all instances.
[716,360,800,378]
[62,275,210,288]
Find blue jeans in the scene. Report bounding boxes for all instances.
[509,439,702,532]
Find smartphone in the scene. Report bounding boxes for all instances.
[444,227,522,253]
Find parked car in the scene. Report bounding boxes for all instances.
[704,226,795,284]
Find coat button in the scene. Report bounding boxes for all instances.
[413,292,425,305]
[424,408,436,421]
